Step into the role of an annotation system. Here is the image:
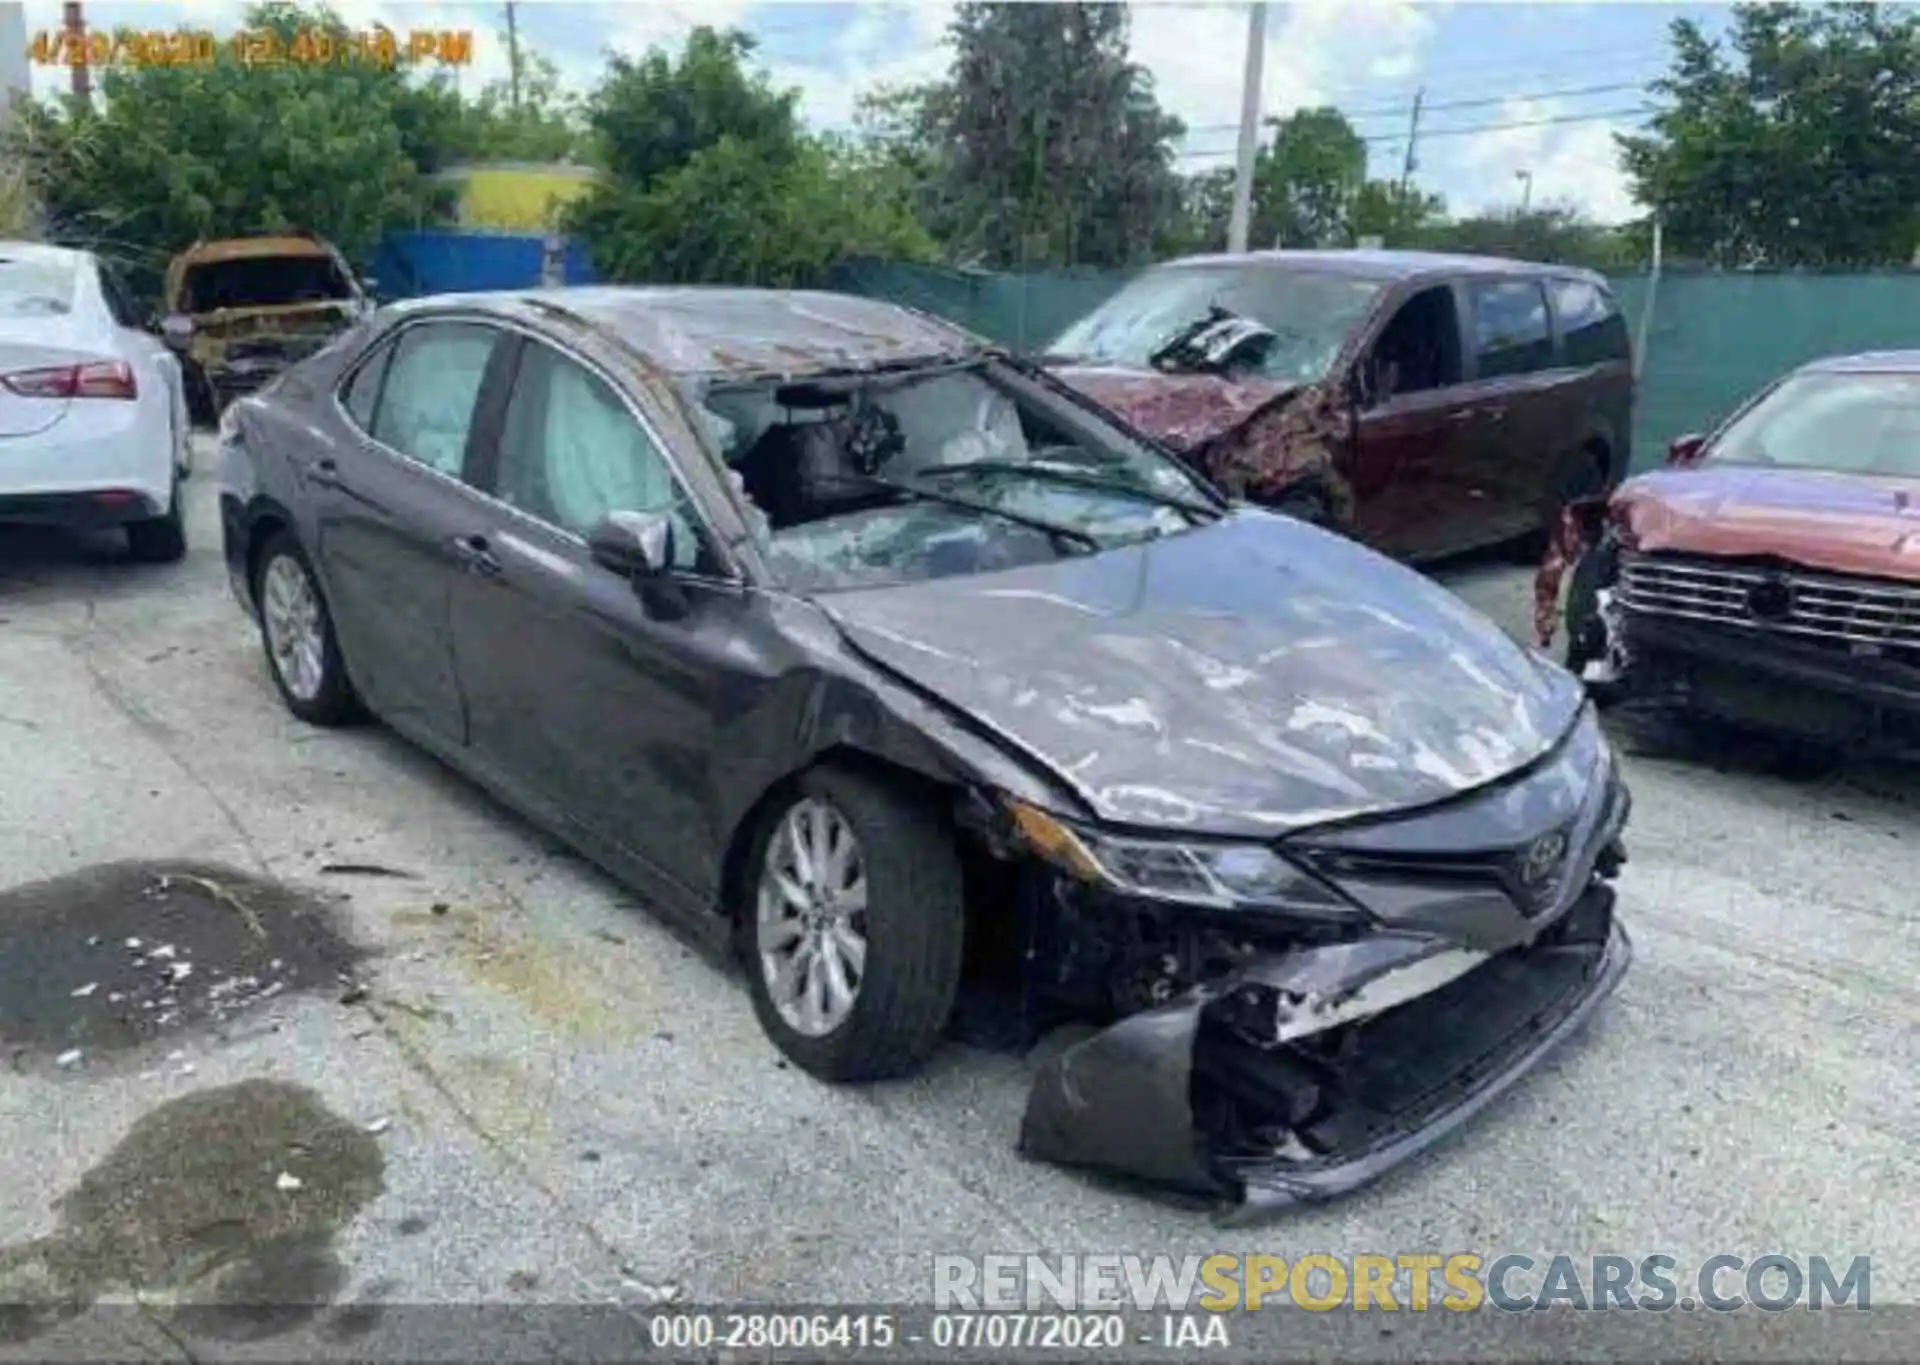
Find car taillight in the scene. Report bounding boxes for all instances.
[1,360,138,400]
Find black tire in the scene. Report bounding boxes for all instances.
[184,361,217,428]
[126,476,187,563]
[251,530,363,727]
[741,765,965,1083]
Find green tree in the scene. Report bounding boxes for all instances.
[1415,205,1642,270]
[8,2,449,284]
[892,2,1187,269]
[455,52,586,164]
[565,28,932,286]
[1619,2,1920,266]
[1350,178,1445,244]
[1252,106,1367,248]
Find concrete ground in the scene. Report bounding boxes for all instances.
[0,439,1913,1352]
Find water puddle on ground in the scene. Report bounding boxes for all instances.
[0,860,365,1071]
[0,1079,384,1344]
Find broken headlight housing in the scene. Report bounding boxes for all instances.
[1004,798,1366,920]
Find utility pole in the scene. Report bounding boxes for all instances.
[1396,86,1423,200]
[504,0,522,111]
[1226,1,1268,255]
[1516,169,1534,214]
[63,0,89,107]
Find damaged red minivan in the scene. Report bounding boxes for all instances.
[1541,351,1920,759]
[1045,249,1635,560]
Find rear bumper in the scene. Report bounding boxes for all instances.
[0,488,166,529]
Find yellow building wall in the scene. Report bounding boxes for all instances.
[453,167,599,232]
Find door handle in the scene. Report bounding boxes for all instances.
[308,458,342,489]
[451,533,503,578]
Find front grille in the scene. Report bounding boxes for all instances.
[1618,552,1920,654]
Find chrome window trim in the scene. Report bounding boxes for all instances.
[328,308,745,586]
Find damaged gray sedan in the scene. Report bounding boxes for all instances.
[215,286,1631,1216]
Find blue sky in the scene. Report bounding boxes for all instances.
[12,2,1735,224]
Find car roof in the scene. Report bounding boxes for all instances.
[1797,350,1920,376]
[174,235,335,267]
[1155,248,1606,285]
[390,286,986,379]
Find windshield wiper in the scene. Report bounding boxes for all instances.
[916,460,1221,520]
[843,471,1102,549]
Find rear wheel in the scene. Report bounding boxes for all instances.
[253,531,362,726]
[743,766,964,1082]
[126,474,187,563]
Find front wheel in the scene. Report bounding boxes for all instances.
[743,767,965,1082]
[253,531,362,726]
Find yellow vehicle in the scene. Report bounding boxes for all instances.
[161,232,371,422]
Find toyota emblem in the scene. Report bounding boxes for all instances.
[1517,829,1569,894]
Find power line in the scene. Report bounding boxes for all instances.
[1180,104,1661,161]
[1185,77,1656,137]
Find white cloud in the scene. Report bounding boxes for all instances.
[1449,95,1637,224]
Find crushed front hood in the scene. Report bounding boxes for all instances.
[820,509,1585,838]
[1049,363,1298,452]
[1618,466,1920,581]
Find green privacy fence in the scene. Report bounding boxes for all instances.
[824,260,1920,475]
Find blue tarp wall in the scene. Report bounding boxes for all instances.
[372,230,599,298]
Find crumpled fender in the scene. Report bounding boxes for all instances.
[1018,935,1461,1199]
[1206,384,1356,522]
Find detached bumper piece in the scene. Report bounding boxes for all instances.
[1019,885,1629,1220]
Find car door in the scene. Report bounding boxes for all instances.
[1347,281,1482,558]
[450,331,742,895]
[312,319,509,748]
[1458,276,1562,545]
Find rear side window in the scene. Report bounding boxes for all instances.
[1551,278,1630,366]
[1469,279,1554,378]
[0,255,76,316]
[367,323,497,478]
[340,344,391,429]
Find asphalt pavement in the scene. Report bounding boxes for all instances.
[0,439,1913,1354]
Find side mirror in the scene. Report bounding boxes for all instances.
[1667,433,1706,466]
[161,314,194,351]
[587,509,673,579]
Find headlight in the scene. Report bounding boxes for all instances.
[1004,799,1364,919]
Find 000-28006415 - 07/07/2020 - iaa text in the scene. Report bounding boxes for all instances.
[26,26,475,69]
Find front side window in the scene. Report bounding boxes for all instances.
[368,322,496,477]
[494,341,706,570]
[1046,264,1384,385]
[1706,371,1920,478]
[1470,280,1554,378]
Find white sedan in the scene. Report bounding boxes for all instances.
[0,241,191,561]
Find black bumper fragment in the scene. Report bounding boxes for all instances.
[1019,884,1629,1220]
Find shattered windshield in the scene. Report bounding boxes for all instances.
[1046,263,1383,383]
[1707,371,1920,478]
[0,256,76,315]
[698,359,1222,591]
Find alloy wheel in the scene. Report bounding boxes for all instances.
[756,797,870,1038]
